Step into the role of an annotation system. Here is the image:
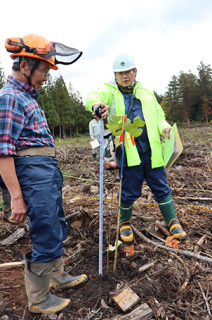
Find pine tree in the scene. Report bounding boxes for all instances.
[178,71,198,126]
[160,96,171,119]
[38,85,59,136]
[69,84,91,136]
[0,63,6,89]
[197,61,212,123]
[154,91,163,104]
[50,76,71,138]
[167,75,180,122]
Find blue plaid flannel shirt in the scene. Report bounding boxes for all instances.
[0,75,55,157]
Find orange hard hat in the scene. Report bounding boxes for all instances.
[6,34,58,70]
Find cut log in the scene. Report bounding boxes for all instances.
[0,261,24,268]
[112,303,153,320]
[0,228,25,246]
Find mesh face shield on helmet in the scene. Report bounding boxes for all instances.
[5,36,82,69]
[32,41,83,65]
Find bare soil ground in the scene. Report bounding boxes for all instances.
[1,126,212,320]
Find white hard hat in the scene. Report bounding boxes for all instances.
[113,53,136,72]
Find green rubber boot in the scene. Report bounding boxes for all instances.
[158,195,187,240]
[119,202,134,245]
[167,219,187,240]
[25,253,70,314]
[50,257,88,290]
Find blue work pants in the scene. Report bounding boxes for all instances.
[120,150,172,203]
[12,156,68,262]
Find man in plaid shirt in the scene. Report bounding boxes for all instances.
[0,74,55,224]
[0,34,87,314]
[0,75,55,155]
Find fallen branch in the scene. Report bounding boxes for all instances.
[132,225,212,263]
[0,228,25,246]
[194,235,207,254]
[138,261,155,273]
[88,214,99,228]
[174,196,212,201]
[65,211,81,220]
[169,252,190,292]
[84,306,101,320]
[145,229,166,243]
[63,248,83,265]
[153,298,168,319]
[21,304,28,320]
[110,303,153,320]
[198,281,211,316]
[155,220,170,237]
[77,156,87,168]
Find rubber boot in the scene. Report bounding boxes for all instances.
[158,195,187,240]
[1,188,17,224]
[167,219,187,240]
[25,252,70,314]
[50,257,88,290]
[92,154,97,161]
[119,202,134,245]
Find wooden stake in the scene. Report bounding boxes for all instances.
[107,166,117,272]
[113,175,122,272]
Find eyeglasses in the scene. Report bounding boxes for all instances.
[37,68,50,78]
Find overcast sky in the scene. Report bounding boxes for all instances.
[1,0,212,102]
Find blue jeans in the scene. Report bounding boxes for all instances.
[120,150,172,203]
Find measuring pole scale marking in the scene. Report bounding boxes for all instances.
[93,105,104,275]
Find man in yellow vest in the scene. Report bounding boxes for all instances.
[85,53,186,245]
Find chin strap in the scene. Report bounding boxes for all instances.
[115,69,137,94]
[22,58,40,87]
[117,80,137,94]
